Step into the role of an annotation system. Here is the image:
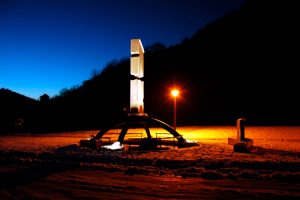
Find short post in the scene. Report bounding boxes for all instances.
[228,117,253,153]
[237,118,246,141]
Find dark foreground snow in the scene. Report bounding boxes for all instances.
[1,126,300,199]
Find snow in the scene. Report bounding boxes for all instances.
[1,126,300,199]
[102,141,124,150]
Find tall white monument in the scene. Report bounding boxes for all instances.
[130,39,144,114]
[79,38,198,149]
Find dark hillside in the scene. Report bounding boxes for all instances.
[143,0,299,126]
[2,0,299,133]
[47,0,300,131]
[0,88,37,133]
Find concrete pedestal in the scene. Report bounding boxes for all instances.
[228,137,253,153]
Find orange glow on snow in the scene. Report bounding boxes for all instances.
[1,127,300,151]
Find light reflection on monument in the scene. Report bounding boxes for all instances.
[130,39,144,114]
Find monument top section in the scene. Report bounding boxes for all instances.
[131,39,144,55]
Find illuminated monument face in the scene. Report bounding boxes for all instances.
[130,39,144,114]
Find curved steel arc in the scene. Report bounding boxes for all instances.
[93,115,184,143]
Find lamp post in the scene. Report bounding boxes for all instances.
[171,89,179,130]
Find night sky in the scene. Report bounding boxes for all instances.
[0,0,246,99]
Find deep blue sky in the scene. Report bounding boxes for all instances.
[0,0,246,99]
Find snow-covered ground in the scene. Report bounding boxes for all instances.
[1,126,300,199]
[1,126,300,151]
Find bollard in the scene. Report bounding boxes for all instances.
[237,118,246,141]
[228,117,253,153]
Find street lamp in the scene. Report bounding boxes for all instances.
[171,89,179,130]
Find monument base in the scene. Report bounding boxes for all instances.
[80,114,198,150]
